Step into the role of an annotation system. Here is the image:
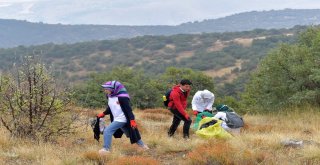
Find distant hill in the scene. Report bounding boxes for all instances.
[1,9,320,48]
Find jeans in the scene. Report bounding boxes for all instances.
[168,108,192,138]
[103,121,145,150]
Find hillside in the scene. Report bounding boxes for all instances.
[1,9,319,48]
[0,26,306,101]
[0,27,301,84]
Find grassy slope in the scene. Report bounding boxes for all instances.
[1,107,320,164]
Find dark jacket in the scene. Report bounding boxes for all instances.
[168,85,190,117]
[103,97,141,144]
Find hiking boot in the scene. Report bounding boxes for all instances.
[99,148,110,155]
[183,134,189,139]
[168,131,174,137]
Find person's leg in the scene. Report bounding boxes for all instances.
[120,126,130,138]
[102,121,126,150]
[168,115,181,136]
[121,126,149,150]
[169,109,192,138]
[182,117,192,138]
[168,109,185,136]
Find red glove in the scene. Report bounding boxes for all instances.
[184,114,190,120]
[130,120,137,129]
[97,112,105,118]
[193,111,198,116]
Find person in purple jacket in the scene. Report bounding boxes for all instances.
[97,80,149,154]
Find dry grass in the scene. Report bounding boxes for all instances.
[109,156,160,165]
[1,107,320,164]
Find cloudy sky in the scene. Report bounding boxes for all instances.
[1,0,320,25]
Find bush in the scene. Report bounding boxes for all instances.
[0,56,77,141]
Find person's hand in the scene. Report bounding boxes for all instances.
[193,110,198,116]
[97,112,105,118]
[184,114,190,120]
[130,120,137,129]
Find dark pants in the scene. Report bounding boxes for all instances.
[168,108,192,138]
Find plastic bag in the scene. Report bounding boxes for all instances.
[195,117,232,139]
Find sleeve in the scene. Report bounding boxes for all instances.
[118,97,135,120]
[103,106,111,115]
[191,94,200,110]
[205,96,214,110]
[171,90,188,116]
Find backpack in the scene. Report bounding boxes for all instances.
[225,112,244,128]
[163,90,172,107]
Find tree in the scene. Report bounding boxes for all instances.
[0,56,77,141]
[74,66,161,109]
[242,27,320,110]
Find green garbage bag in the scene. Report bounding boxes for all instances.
[192,111,214,130]
[195,117,232,139]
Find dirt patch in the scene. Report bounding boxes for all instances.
[175,51,194,62]
[207,40,228,52]
[203,59,243,78]
[134,56,151,65]
[165,44,176,49]
[88,51,112,58]
[233,38,253,47]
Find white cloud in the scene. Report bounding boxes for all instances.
[0,3,11,7]
[19,3,34,14]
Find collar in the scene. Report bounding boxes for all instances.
[179,87,185,92]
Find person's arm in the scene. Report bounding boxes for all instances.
[118,97,138,128]
[192,93,200,115]
[205,97,214,111]
[118,97,135,120]
[171,91,189,119]
[97,107,111,118]
[191,94,199,111]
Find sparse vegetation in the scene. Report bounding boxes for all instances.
[0,56,78,141]
[0,107,319,164]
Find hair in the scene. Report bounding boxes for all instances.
[180,79,192,86]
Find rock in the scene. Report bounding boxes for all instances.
[281,139,303,148]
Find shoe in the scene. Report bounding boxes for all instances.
[99,148,110,155]
[138,144,150,150]
[141,144,150,150]
[168,131,174,137]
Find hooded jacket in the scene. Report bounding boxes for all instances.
[168,85,190,117]
[191,90,214,112]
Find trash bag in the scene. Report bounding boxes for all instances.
[91,117,106,142]
[195,117,232,139]
[192,111,214,130]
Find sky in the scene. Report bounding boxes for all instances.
[1,0,320,25]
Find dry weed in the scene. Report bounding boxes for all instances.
[109,156,160,165]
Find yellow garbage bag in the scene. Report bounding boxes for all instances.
[195,117,232,139]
